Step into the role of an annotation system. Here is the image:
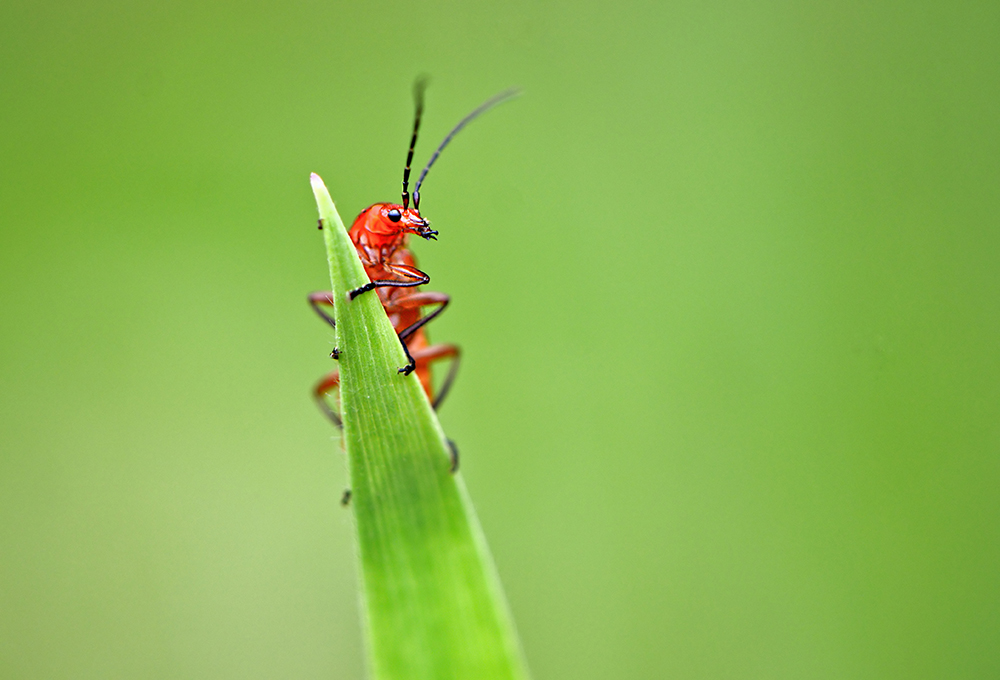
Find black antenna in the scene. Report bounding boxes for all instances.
[413,87,521,210]
[401,77,429,210]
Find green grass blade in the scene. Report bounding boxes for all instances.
[310,174,529,680]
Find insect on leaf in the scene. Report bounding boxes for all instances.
[310,173,529,680]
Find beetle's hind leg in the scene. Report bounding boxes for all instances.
[313,371,342,428]
[407,343,461,472]
[313,371,352,504]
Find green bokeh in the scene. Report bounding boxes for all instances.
[1,1,997,678]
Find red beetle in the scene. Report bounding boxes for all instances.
[309,82,517,472]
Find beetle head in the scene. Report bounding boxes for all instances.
[378,204,438,240]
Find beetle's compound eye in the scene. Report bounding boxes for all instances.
[386,208,402,223]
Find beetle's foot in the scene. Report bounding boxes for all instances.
[349,284,374,300]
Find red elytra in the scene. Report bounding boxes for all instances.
[309,81,518,471]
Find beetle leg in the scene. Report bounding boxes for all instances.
[348,263,429,299]
[308,291,336,327]
[312,371,342,428]
[349,266,428,375]
[398,337,417,376]
[408,343,460,472]
[385,291,451,343]
[315,375,349,503]
[407,343,461,410]
[384,290,452,376]
[308,292,340,359]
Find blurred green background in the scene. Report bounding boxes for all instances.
[2,1,998,678]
